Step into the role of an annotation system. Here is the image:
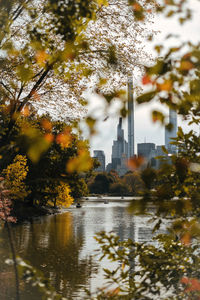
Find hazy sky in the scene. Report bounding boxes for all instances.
[86,0,200,164]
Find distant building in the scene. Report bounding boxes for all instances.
[112,140,122,169]
[165,108,177,153]
[110,117,128,175]
[106,78,134,175]
[116,153,129,176]
[128,77,134,158]
[138,143,156,160]
[93,150,105,172]
[137,143,156,169]
[102,83,179,173]
[106,163,113,173]
[149,145,166,169]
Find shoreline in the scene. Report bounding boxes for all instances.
[12,204,61,223]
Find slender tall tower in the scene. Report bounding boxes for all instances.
[128,76,134,158]
[165,108,177,153]
[117,117,124,156]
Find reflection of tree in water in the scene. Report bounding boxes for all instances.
[0,212,97,299]
[0,226,17,300]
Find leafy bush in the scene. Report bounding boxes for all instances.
[3,155,30,201]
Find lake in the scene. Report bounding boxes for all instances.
[0,197,166,300]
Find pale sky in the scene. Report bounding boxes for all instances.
[86,0,200,164]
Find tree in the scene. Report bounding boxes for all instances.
[89,1,200,298]
[89,172,112,194]
[0,0,155,151]
[51,182,74,208]
[3,154,29,201]
[23,116,92,205]
[0,113,92,208]
[141,167,157,190]
[84,0,154,93]
[93,231,200,300]
[122,171,143,195]
[0,0,97,142]
[109,181,130,196]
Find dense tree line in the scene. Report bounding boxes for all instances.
[1,112,93,216]
[88,170,144,196]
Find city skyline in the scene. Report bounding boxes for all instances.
[93,99,178,173]
[89,1,200,165]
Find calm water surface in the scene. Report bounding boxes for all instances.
[0,198,166,300]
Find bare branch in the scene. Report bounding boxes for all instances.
[17,64,53,112]
[0,81,15,98]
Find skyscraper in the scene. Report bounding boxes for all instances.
[117,117,124,155]
[128,76,134,158]
[112,117,126,169]
[93,150,105,172]
[111,117,128,175]
[165,108,177,153]
[137,143,156,159]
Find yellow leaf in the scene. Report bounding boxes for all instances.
[66,149,93,173]
[96,0,108,6]
[180,61,193,71]
[35,50,49,66]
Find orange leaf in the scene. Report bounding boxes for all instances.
[41,119,52,131]
[142,74,152,85]
[127,156,145,170]
[56,132,71,148]
[35,50,48,66]
[44,133,54,143]
[157,79,172,91]
[181,277,189,284]
[180,61,193,71]
[31,90,40,101]
[107,287,120,296]
[21,106,30,117]
[187,278,200,292]
[181,277,200,293]
[133,2,142,11]
[181,233,191,246]
[183,52,191,59]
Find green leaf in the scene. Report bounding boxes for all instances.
[147,60,171,75]
[161,146,168,154]
[17,65,34,82]
[136,91,156,104]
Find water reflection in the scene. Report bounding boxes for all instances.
[0,199,166,299]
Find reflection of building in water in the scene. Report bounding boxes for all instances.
[113,207,135,242]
